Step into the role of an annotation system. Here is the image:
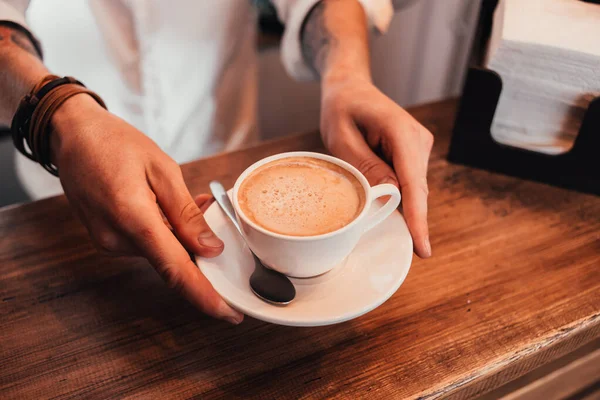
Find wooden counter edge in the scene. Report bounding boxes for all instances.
[422,312,600,400]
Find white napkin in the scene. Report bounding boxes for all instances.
[486,0,600,154]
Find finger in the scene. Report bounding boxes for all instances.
[194,194,215,212]
[328,121,398,187]
[157,205,173,230]
[421,125,434,171]
[149,164,224,258]
[351,98,432,257]
[391,126,432,259]
[124,204,243,324]
[398,180,430,258]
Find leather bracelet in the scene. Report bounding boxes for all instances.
[11,75,107,176]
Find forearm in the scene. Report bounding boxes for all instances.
[301,0,371,83]
[0,24,48,125]
[0,23,105,169]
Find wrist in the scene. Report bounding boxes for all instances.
[322,63,371,87]
[50,93,106,165]
[320,40,372,88]
[321,63,372,102]
[0,51,48,124]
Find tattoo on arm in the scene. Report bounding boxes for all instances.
[0,24,45,124]
[10,30,38,56]
[0,25,40,58]
[301,2,336,77]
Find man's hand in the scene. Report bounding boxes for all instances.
[50,94,243,324]
[321,75,433,258]
[301,0,433,257]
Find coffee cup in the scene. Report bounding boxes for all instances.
[232,151,401,278]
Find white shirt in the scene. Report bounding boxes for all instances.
[0,0,394,200]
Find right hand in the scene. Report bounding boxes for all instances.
[50,94,243,325]
[320,76,434,258]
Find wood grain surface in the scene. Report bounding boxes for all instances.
[1,100,598,399]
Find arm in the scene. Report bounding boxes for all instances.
[301,0,370,81]
[301,0,433,258]
[0,23,46,123]
[0,18,241,324]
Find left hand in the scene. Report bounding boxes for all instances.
[320,76,434,258]
[50,96,243,324]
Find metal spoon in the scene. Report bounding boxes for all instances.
[209,181,296,305]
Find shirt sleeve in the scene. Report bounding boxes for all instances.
[0,0,28,25]
[0,0,42,58]
[271,0,394,81]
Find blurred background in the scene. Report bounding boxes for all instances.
[0,0,481,207]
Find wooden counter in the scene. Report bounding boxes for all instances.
[1,100,598,399]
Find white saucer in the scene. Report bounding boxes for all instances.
[196,190,413,327]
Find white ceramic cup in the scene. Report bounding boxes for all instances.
[232,152,401,278]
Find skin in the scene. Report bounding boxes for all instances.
[302,0,433,258]
[0,0,432,324]
[0,25,243,325]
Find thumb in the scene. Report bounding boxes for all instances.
[194,193,215,212]
[329,124,398,187]
[149,164,224,257]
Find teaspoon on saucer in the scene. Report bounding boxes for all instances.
[209,181,296,305]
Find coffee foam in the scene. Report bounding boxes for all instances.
[238,157,366,236]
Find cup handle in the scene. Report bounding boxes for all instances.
[363,183,401,233]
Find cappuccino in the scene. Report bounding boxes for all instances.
[238,157,365,236]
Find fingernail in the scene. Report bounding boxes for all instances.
[423,237,432,258]
[198,230,224,249]
[221,302,243,325]
[225,316,243,325]
[378,176,398,186]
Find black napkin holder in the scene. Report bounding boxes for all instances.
[448,67,600,196]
